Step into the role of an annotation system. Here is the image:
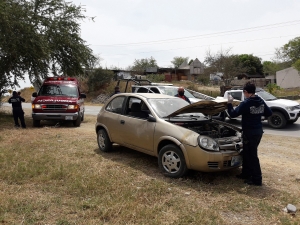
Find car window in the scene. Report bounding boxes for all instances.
[228,91,242,101]
[158,87,195,98]
[257,90,277,101]
[137,87,149,93]
[38,85,78,97]
[150,87,160,93]
[106,96,125,114]
[126,97,149,119]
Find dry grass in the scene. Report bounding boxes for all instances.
[0,106,299,225]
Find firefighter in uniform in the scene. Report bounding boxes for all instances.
[8,91,26,128]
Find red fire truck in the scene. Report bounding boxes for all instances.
[31,77,86,127]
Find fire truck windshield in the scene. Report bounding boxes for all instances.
[38,85,78,97]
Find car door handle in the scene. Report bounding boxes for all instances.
[120,120,125,124]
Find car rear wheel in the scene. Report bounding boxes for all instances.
[33,120,40,127]
[97,129,112,152]
[158,144,188,178]
[268,111,287,129]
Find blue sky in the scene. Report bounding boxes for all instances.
[18,0,300,88]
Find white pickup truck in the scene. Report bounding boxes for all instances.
[223,88,300,129]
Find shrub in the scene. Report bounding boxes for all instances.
[87,68,115,92]
[266,83,281,95]
[146,74,165,83]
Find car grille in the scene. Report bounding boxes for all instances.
[207,162,219,168]
[42,104,68,111]
[207,160,234,169]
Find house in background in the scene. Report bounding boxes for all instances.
[177,58,204,81]
[276,67,300,88]
[147,58,205,82]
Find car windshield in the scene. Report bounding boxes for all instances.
[39,85,78,97]
[157,86,195,98]
[148,98,190,117]
[257,90,277,101]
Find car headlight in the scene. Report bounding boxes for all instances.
[32,104,41,109]
[68,104,79,109]
[198,136,219,151]
[285,106,295,111]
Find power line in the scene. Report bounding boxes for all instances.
[91,20,300,47]
[100,33,300,56]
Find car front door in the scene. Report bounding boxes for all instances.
[118,97,156,154]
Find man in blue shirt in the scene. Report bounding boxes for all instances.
[227,82,272,186]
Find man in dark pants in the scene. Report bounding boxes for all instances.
[227,82,272,186]
[8,91,26,128]
[174,87,191,104]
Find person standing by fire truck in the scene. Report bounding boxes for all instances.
[8,91,26,128]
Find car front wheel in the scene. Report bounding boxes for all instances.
[73,115,81,127]
[158,144,188,178]
[268,111,287,129]
[97,129,112,152]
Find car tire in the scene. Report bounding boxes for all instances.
[268,111,287,129]
[97,129,112,152]
[81,112,84,121]
[158,144,188,178]
[73,115,81,127]
[33,120,40,127]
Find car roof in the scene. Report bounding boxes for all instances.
[117,92,177,99]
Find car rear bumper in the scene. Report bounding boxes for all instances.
[32,112,79,121]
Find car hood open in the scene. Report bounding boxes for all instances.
[166,98,240,117]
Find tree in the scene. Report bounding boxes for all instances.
[171,56,189,68]
[0,0,96,93]
[237,54,264,75]
[263,61,280,75]
[131,57,158,74]
[204,48,245,85]
[87,68,115,92]
[293,59,300,72]
[275,37,300,65]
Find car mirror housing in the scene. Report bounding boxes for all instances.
[147,115,156,122]
[32,92,37,97]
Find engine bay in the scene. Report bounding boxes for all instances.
[184,121,243,151]
[186,121,238,138]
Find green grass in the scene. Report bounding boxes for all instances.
[0,110,299,224]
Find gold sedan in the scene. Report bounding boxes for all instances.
[95,93,243,178]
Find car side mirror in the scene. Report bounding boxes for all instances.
[32,92,37,97]
[147,114,156,122]
[80,93,86,98]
